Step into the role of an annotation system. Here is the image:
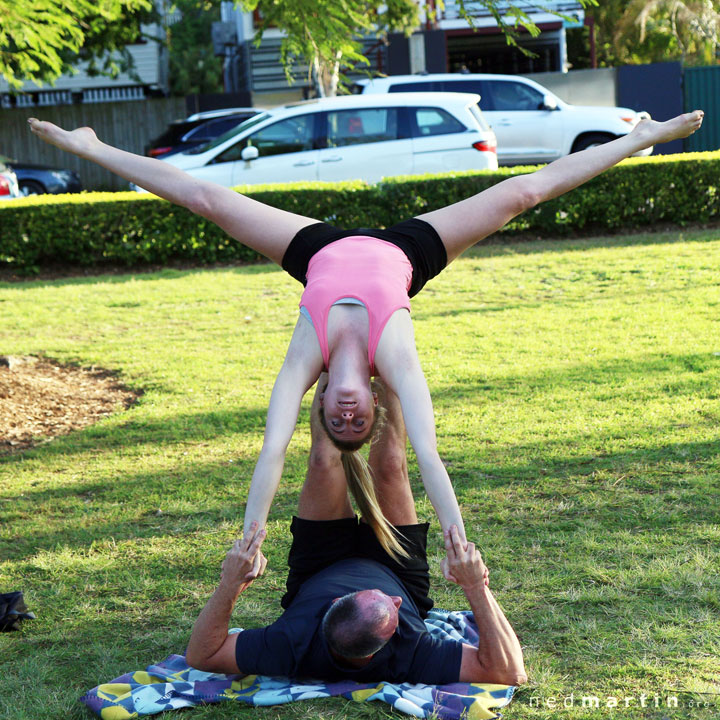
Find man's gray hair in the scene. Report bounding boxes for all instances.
[321,591,390,659]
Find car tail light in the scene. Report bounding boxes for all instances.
[472,138,497,153]
[0,177,10,195]
[149,147,172,157]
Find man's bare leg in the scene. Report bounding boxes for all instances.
[368,380,417,526]
[418,111,705,263]
[298,377,416,524]
[27,119,317,265]
[297,375,355,521]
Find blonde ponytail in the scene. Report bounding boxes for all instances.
[341,451,409,562]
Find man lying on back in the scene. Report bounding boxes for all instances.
[185,378,527,686]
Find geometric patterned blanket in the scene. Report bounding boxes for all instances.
[80,610,516,720]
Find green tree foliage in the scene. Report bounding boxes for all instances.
[0,0,158,89]
[239,0,598,96]
[167,0,225,95]
[583,0,720,67]
[238,0,420,96]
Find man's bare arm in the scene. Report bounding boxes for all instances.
[185,524,267,672]
[442,525,528,686]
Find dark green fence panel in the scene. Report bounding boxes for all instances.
[684,66,720,152]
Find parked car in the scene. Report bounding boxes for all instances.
[135,93,497,191]
[353,73,652,165]
[146,108,263,158]
[0,158,20,200]
[8,161,82,196]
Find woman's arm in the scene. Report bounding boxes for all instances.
[243,317,324,534]
[375,312,466,542]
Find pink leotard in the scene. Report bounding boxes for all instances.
[299,236,413,375]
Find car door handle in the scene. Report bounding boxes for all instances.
[293,160,315,166]
[496,120,512,126]
[321,156,343,163]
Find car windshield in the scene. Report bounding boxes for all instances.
[185,113,271,154]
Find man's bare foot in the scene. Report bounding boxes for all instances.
[632,110,704,148]
[27,119,100,158]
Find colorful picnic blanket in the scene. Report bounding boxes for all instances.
[80,609,516,720]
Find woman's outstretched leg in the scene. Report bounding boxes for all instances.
[27,119,318,265]
[418,111,705,263]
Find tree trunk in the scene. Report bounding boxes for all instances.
[312,51,342,97]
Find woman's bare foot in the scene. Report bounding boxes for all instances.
[27,119,100,158]
[632,110,704,148]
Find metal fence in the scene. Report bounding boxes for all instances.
[684,66,720,153]
[0,97,186,191]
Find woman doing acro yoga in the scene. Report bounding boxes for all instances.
[28,109,704,557]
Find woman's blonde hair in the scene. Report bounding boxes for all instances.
[340,451,410,562]
[319,396,409,561]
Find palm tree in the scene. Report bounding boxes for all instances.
[613,0,720,64]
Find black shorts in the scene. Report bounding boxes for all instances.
[281,218,447,299]
[282,516,434,618]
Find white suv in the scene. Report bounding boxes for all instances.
[354,74,651,166]
[144,93,497,190]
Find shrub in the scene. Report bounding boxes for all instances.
[2,152,719,275]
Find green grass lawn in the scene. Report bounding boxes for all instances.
[1,227,719,720]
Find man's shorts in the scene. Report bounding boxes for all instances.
[282,516,434,618]
[281,219,447,299]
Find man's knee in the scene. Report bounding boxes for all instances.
[307,443,343,478]
[371,446,408,488]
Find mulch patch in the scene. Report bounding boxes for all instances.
[0,355,142,454]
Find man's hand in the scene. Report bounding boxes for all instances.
[441,524,489,590]
[220,522,267,594]
[186,523,267,673]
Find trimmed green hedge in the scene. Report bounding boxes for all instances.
[2,152,719,275]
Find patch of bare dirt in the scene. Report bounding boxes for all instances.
[0,355,142,454]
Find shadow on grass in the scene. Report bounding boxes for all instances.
[1,450,308,562]
[2,350,717,556]
[3,224,719,291]
[4,428,718,562]
[465,223,720,258]
[442,435,720,491]
[0,261,284,291]
[430,350,720,399]
[0,405,274,465]
[412,280,720,321]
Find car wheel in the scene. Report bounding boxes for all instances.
[20,180,45,196]
[572,133,615,153]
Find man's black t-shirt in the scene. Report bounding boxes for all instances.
[234,557,463,683]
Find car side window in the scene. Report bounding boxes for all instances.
[185,117,249,142]
[439,80,491,111]
[485,81,544,111]
[389,81,438,92]
[213,115,315,163]
[410,107,466,137]
[326,108,399,147]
